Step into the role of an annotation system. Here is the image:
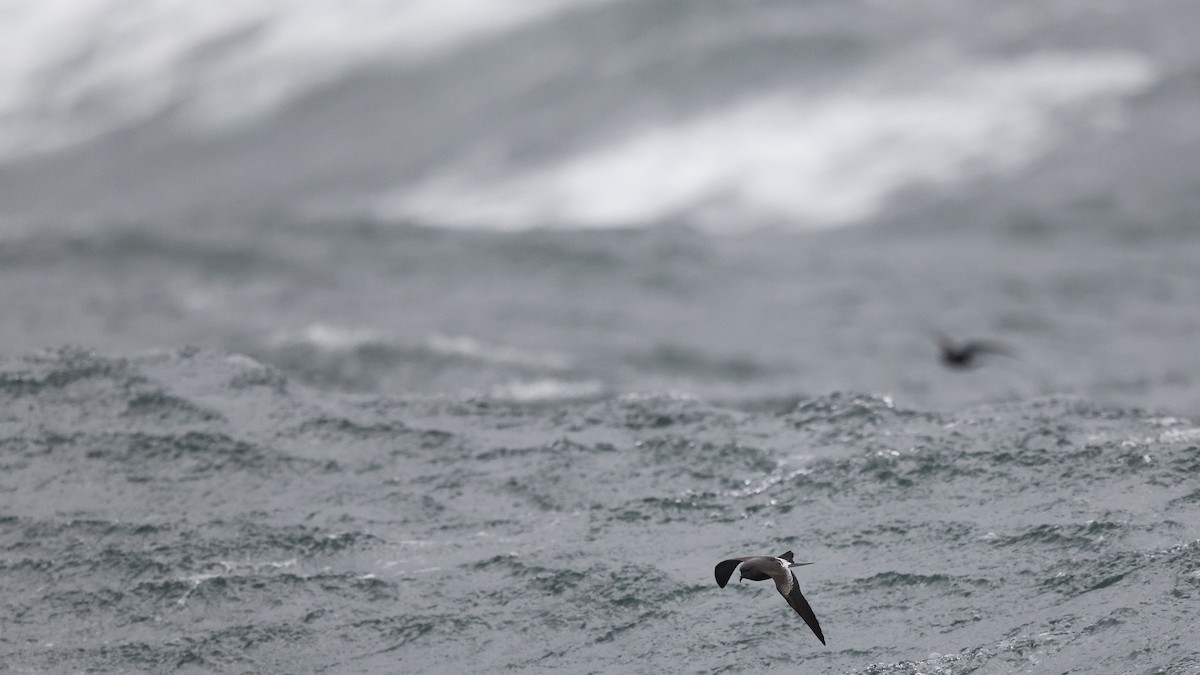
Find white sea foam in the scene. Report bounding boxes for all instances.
[489,378,605,401]
[427,334,572,370]
[269,325,574,372]
[176,558,298,606]
[0,0,609,160]
[378,51,1155,232]
[271,322,384,350]
[1159,428,1200,443]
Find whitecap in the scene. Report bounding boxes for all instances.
[0,0,614,159]
[378,51,1155,232]
[270,322,383,350]
[488,378,605,402]
[426,333,572,370]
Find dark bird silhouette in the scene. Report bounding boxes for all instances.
[935,331,1013,369]
[714,550,825,644]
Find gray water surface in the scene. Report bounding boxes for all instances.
[2,1,1199,672]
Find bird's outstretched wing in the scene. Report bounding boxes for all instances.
[714,558,749,588]
[775,571,825,645]
[964,340,1013,358]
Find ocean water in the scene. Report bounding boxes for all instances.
[2,1,1199,673]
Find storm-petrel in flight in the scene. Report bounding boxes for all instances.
[935,331,1013,369]
[714,550,825,644]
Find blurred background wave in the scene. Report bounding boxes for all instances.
[2,0,1192,228]
[1,0,1198,410]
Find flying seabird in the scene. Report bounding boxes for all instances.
[714,550,825,644]
[935,331,1013,369]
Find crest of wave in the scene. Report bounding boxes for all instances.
[0,0,610,160]
[378,51,1155,232]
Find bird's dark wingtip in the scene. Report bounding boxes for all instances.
[714,559,742,588]
[783,578,826,646]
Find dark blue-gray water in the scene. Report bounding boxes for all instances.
[1,1,1199,673]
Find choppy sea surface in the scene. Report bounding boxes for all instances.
[2,1,1200,673]
[3,351,1200,673]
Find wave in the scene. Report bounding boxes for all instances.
[0,0,612,161]
[261,324,591,397]
[4,348,1200,671]
[375,51,1154,232]
[1,0,1178,235]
